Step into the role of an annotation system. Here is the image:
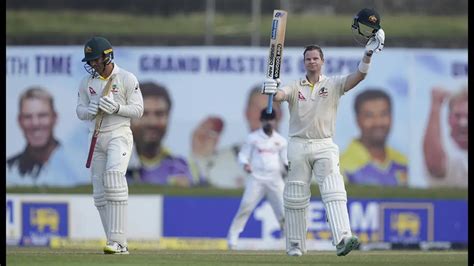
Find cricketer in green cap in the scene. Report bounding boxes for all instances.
[82,36,114,77]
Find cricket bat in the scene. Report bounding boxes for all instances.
[265,9,287,114]
[85,74,116,168]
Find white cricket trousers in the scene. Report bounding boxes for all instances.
[284,137,352,253]
[227,176,285,246]
[89,126,133,245]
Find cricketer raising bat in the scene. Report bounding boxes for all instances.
[265,9,287,114]
[85,74,116,168]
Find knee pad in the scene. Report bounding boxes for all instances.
[319,173,347,203]
[93,194,107,207]
[103,171,128,202]
[92,175,107,207]
[284,181,311,210]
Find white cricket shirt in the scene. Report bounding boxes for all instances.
[238,129,288,181]
[76,64,144,132]
[281,74,348,139]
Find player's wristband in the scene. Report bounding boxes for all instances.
[358,60,370,73]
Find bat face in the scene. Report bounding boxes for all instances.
[267,10,287,80]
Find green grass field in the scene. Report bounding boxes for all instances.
[6,247,468,266]
[6,10,467,39]
[6,184,468,199]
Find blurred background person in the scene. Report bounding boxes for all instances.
[340,89,408,186]
[189,85,283,188]
[227,108,288,250]
[127,82,204,186]
[7,86,90,187]
[423,85,467,188]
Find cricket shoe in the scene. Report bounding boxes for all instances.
[103,241,129,255]
[336,235,360,256]
[287,247,303,257]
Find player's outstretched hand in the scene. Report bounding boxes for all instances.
[99,95,120,114]
[365,28,385,54]
[261,78,280,95]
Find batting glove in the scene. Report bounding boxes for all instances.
[365,28,385,54]
[261,78,280,95]
[87,102,99,116]
[99,96,120,114]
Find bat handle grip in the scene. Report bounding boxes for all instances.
[266,94,274,114]
[85,136,98,168]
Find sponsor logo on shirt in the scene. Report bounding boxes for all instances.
[318,87,329,97]
[111,84,119,93]
[257,148,276,154]
[88,87,97,95]
[298,91,306,101]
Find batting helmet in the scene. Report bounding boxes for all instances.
[352,8,381,39]
[81,36,114,63]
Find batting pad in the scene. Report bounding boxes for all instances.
[283,181,311,253]
[92,175,109,240]
[103,171,128,245]
[319,173,351,246]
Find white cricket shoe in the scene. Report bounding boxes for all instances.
[103,241,129,255]
[336,235,359,256]
[287,247,303,257]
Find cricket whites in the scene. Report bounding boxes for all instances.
[85,74,116,168]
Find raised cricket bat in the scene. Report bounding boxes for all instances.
[265,9,287,114]
[85,74,116,168]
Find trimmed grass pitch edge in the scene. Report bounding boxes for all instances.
[6,247,468,266]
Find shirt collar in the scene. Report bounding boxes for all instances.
[300,74,326,86]
[97,63,119,80]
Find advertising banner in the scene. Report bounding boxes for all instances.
[6,194,467,248]
[6,194,163,246]
[6,47,467,188]
[162,196,467,245]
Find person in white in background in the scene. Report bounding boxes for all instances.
[227,108,288,250]
[261,10,385,256]
[76,36,143,254]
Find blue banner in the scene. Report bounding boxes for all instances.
[163,196,467,244]
[20,202,69,246]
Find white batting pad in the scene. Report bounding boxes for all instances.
[283,181,311,253]
[103,171,128,245]
[103,171,128,202]
[108,201,128,245]
[92,175,109,240]
[96,205,109,240]
[326,200,352,246]
[319,173,351,246]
